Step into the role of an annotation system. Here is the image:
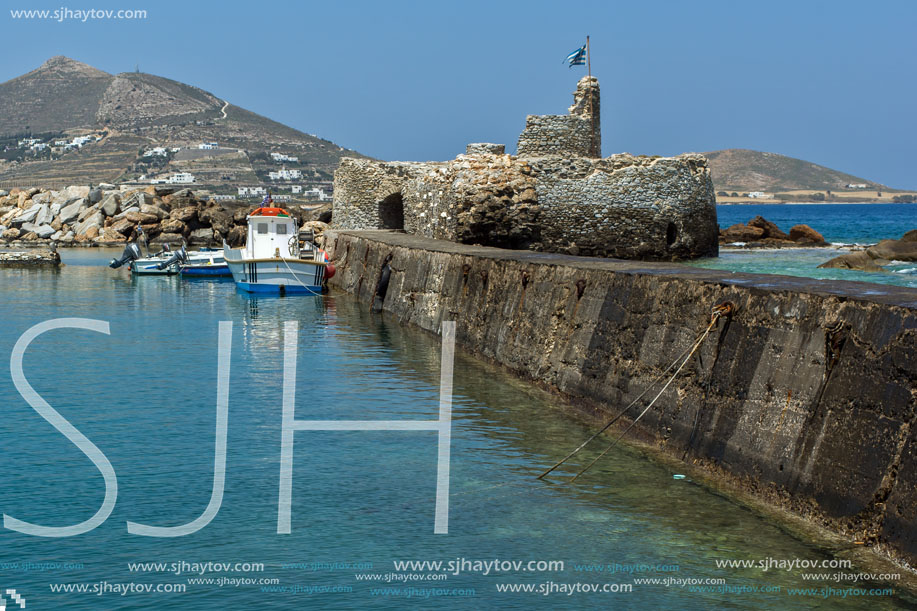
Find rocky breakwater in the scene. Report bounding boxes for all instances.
[0,186,322,248]
[819,230,917,273]
[720,215,826,246]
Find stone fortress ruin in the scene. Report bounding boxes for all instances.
[332,77,718,260]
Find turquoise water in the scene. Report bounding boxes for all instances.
[690,203,917,288]
[0,252,912,609]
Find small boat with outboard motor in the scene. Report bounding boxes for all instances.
[109,242,188,275]
[222,204,334,294]
[108,226,231,276]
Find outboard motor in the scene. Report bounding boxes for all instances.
[110,243,142,269]
[155,246,189,271]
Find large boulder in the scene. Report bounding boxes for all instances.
[232,208,251,224]
[227,225,246,246]
[113,206,140,220]
[140,223,162,239]
[62,185,90,200]
[170,206,198,223]
[99,193,120,216]
[88,188,103,204]
[151,232,184,244]
[818,251,886,272]
[125,211,160,224]
[139,203,167,219]
[31,191,52,205]
[789,224,826,245]
[109,217,136,236]
[2,227,21,240]
[33,224,56,239]
[58,198,88,224]
[75,211,104,236]
[188,228,215,244]
[747,215,789,240]
[97,229,126,244]
[77,203,102,222]
[34,204,53,226]
[865,237,917,262]
[199,207,232,234]
[721,223,765,242]
[160,218,187,235]
[10,204,42,227]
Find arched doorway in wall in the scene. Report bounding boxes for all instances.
[378,192,404,230]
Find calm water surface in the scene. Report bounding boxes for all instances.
[0,251,912,609]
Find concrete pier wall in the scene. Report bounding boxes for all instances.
[325,230,917,564]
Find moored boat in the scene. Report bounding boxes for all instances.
[178,248,231,277]
[222,205,332,294]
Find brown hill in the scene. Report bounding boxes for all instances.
[703,149,886,192]
[0,56,366,186]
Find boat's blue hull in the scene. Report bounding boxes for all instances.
[181,265,231,277]
[235,281,324,294]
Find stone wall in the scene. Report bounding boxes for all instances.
[325,229,917,567]
[531,154,718,258]
[332,75,718,260]
[517,76,600,158]
[334,152,717,259]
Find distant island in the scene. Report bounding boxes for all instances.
[704,149,915,203]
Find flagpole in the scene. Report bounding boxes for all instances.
[586,35,596,157]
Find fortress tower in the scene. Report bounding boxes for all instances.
[517,76,601,159]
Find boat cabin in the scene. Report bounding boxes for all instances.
[246,207,298,259]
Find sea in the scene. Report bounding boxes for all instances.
[0,205,915,609]
[692,203,917,288]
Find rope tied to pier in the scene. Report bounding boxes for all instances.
[537,301,736,482]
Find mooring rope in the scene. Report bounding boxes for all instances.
[539,302,734,482]
[278,255,325,296]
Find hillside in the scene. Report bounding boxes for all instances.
[0,56,366,190]
[703,149,887,193]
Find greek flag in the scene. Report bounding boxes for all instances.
[261,194,273,207]
[564,45,586,67]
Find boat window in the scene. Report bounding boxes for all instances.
[276,224,287,235]
[257,223,268,234]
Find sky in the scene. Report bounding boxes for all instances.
[1,0,915,188]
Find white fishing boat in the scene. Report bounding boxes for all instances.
[222,205,333,295]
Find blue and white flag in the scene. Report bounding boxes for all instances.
[261,194,273,207]
[564,45,586,67]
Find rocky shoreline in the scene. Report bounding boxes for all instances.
[0,185,332,248]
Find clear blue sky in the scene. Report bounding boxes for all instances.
[2,0,916,188]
